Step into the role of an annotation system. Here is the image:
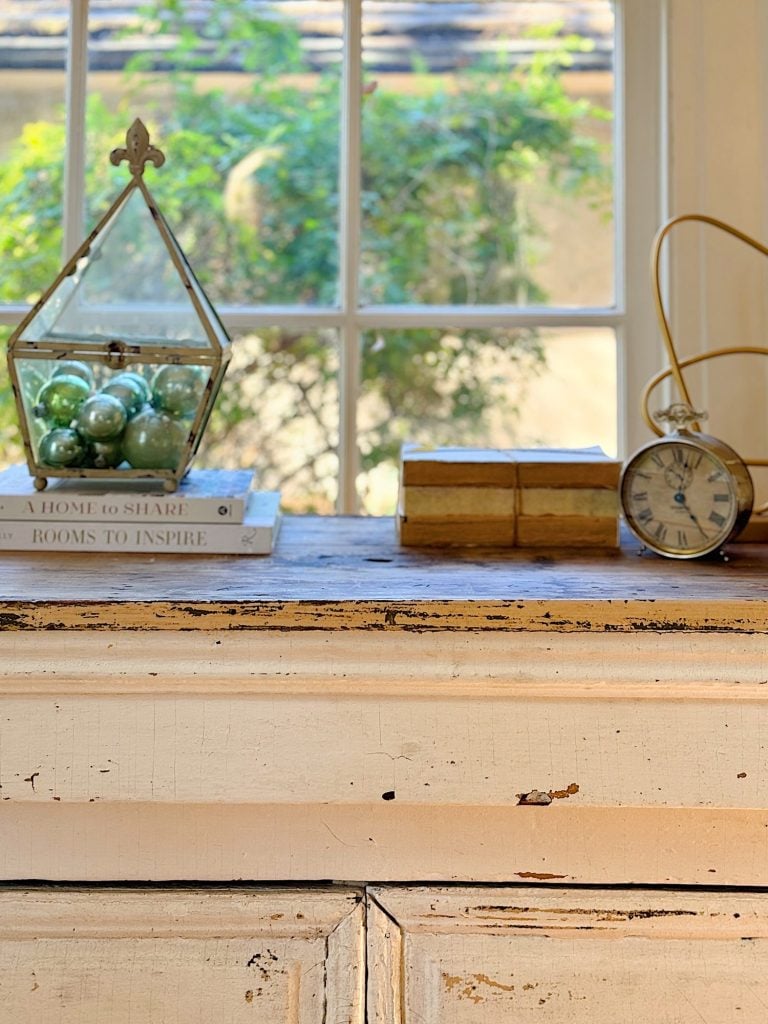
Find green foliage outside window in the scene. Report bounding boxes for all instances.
[0,3,610,508]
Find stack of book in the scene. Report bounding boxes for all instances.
[397,443,621,548]
[0,465,281,555]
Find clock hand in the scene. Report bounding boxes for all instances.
[674,492,708,538]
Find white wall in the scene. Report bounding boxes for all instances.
[664,0,768,498]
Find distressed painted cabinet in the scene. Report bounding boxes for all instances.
[0,888,364,1023]
[0,516,767,1021]
[367,887,768,1023]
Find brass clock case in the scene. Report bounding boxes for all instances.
[620,430,753,558]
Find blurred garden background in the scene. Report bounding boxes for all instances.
[0,1,615,511]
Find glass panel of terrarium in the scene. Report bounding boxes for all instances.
[0,327,23,470]
[84,0,343,308]
[22,187,215,349]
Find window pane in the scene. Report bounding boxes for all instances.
[84,1,343,306]
[198,328,339,513]
[359,326,616,513]
[0,32,67,304]
[360,0,614,306]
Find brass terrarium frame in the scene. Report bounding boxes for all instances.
[7,119,232,492]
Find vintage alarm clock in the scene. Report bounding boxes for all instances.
[620,403,753,558]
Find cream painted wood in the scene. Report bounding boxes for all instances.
[666,0,768,498]
[368,887,768,1024]
[619,0,667,456]
[2,629,767,811]
[5,628,768,698]
[4,803,768,887]
[1,514,768,883]
[0,888,364,1024]
[2,680,768,808]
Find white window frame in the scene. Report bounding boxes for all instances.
[1,0,666,512]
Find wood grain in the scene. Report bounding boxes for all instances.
[0,515,767,631]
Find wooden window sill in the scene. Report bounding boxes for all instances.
[0,514,766,632]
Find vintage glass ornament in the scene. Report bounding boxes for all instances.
[38,428,86,467]
[75,394,128,441]
[122,409,188,470]
[34,374,91,427]
[6,120,231,492]
[51,361,94,387]
[101,377,146,418]
[151,364,207,417]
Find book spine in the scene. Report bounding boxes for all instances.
[0,494,246,524]
[0,517,277,555]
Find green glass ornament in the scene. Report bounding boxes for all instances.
[122,409,188,469]
[33,374,91,426]
[75,393,127,441]
[38,427,86,467]
[100,377,145,418]
[151,364,207,417]
[88,437,124,469]
[113,371,151,406]
[51,360,95,387]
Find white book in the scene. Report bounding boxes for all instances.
[0,464,255,524]
[0,491,282,555]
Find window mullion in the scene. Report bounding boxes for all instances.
[337,0,363,513]
[619,0,667,458]
[63,0,89,263]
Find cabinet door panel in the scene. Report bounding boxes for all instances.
[368,887,768,1023]
[0,888,363,1024]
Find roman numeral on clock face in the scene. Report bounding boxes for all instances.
[709,510,726,528]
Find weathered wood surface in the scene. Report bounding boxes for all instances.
[4,803,768,886]
[0,887,364,1024]
[369,887,768,1023]
[2,679,767,807]
[1,515,768,631]
[2,624,767,882]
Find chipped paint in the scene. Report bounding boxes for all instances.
[517,783,579,805]
[471,905,699,920]
[473,973,516,993]
[549,782,580,800]
[515,872,569,880]
[516,790,552,806]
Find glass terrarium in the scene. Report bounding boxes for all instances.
[7,120,231,492]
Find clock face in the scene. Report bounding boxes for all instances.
[620,439,739,557]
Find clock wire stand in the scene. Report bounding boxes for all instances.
[642,212,768,516]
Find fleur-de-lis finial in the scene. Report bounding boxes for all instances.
[110,119,165,177]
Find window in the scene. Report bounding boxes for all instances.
[0,0,663,512]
